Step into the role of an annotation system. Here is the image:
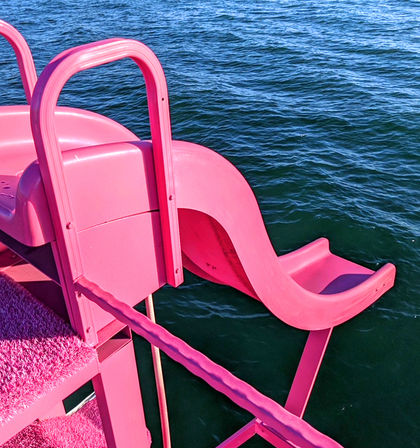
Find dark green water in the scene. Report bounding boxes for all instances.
[1,1,419,447]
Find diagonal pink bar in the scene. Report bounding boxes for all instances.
[76,276,343,448]
[216,419,257,448]
[285,329,333,418]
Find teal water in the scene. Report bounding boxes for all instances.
[1,1,419,447]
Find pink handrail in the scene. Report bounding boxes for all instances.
[30,39,183,288]
[76,276,343,448]
[0,20,37,103]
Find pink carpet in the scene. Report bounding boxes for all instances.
[2,398,106,448]
[0,272,100,444]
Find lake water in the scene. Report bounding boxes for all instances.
[1,1,419,447]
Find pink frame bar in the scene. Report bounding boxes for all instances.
[94,338,151,448]
[146,294,172,448]
[216,420,257,448]
[217,328,333,447]
[30,38,183,293]
[285,328,333,418]
[0,20,37,103]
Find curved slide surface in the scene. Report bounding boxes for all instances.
[172,140,396,330]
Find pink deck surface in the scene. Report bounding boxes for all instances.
[2,399,105,448]
[0,273,96,426]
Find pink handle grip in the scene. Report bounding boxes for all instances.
[0,20,37,103]
[30,38,183,286]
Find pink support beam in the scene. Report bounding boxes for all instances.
[146,294,172,448]
[93,339,151,448]
[76,276,343,448]
[255,419,297,448]
[216,420,257,448]
[217,329,333,447]
[217,418,306,448]
[285,329,333,418]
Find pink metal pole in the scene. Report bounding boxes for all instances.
[0,20,37,103]
[145,294,172,448]
[216,420,257,448]
[93,339,151,448]
[217,329,333,447]
[255,419,297,447]
[285,329,333,418]
[217,418,297,448]
[76,276,343,448]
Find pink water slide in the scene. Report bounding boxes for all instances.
[0,20,396,448]
[172,140,396,330]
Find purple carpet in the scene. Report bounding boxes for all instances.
[0,272,103,446]
[2,398,106,448]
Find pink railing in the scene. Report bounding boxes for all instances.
[76,276,342,448]
[31,38,183,288]
[0,20,37,103]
